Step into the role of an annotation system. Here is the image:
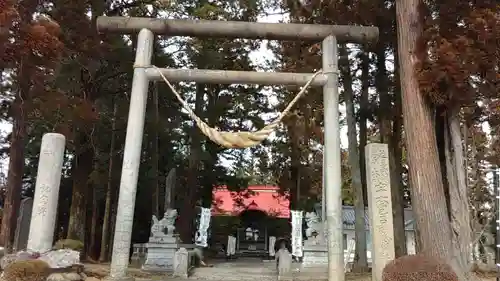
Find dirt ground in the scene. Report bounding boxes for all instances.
[84,263,153,279]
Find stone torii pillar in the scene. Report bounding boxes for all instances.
[96,16,378,281]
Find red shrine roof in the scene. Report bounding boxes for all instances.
[212,185,290,218]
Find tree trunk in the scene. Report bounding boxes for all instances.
[289,136,301,211]
[468,124,482,252]
[396,0,449,254]
[152,82,160,217]
[107,160,120,259]
[445,107,472,275]
[376,47,392,144]
[108,194,118,259]
[390,48,407,257]
[88,148,100,260]
[0,97,26,252]
[99,101,118,262]
[390,112,406,257]
[179,82,204,243]
[396,0,463,279]
[341,45,367,270]
[88,183,98,259]
[200,90,221,208]
[67,135,94,246]
[359,51,369,207]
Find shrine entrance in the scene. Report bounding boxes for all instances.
[211,185,291,259]
[236,209,269,257]
[96,15,377,281]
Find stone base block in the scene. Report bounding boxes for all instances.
[102,276,134,281]
[293,266,330,281]
[142,242,179,272]
[302,244,328,267]
[148,236,178,244]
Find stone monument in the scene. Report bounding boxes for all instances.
[173,247,190,278]
[290,210,303,258]
[0,134,85,281]
[365,143,395,281]
[13,198,33,252]
[164,168,176,213]
[27,133,66,253]
[142,168,180,272]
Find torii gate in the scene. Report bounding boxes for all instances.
[95,16,378,281]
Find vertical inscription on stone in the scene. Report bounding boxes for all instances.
[365,143,395,281]
[36,184,50,216]
[27,133,66,253]
[290,210,303,257]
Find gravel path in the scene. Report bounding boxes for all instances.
[83,262,498,281]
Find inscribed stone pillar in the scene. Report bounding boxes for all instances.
[164,168,176,210]
[27,133,66,253]
[290,210,303,257]
[365,143,395,281]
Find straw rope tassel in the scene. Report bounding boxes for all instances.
[149,65,322,149]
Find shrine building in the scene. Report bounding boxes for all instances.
[210,185,417,259]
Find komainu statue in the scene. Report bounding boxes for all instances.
[304,211,324,245]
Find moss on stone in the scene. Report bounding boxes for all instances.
[3,259,50,281]
[382,254,458,281]
[53,239,84,251]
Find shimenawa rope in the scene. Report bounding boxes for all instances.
[143,65,322,149]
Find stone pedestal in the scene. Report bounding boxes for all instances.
[298,243,329,281]
[302,244,328,267]
[142,236,179,272]
[103,276,135,281]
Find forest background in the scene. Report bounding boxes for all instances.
[0,0,498,279]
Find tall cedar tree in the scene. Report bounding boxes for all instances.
[0,0,63,251]
[398,0,498,279]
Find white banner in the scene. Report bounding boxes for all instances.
[227,235,236,256]
[291,210,303,257]
[195,207,211,247]
[269,236,277,257]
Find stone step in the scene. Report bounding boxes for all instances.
[190,262,278,280]
[189,260,343,281]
